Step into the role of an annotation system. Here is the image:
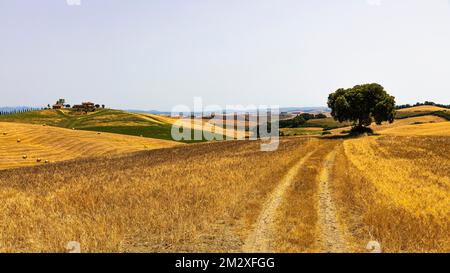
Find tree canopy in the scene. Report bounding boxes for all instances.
[327,83,396,130]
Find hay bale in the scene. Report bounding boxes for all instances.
[22,155,27,159]
[2,132,7,135]
[17,139,21,143]
[44,160,49,164]
[37,158,42,163]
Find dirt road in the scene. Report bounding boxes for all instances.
[317,150,349,252]
[242,150,316,253]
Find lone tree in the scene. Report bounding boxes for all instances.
[327,83,396,133]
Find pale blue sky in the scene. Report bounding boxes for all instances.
[1,0,450,110]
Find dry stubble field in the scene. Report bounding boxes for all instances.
[0,118,449,253]
[0,137,318,252]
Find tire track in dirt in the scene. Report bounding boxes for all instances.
[317,149,349,253]
[242,150,316,253]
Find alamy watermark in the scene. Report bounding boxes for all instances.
[170,98,280,151]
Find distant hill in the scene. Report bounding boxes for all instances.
[127,106,330,115]
[279,107,330,113]
[127,109,172,115]
[396,102,450,111]
[397,105,449,112]
[395,105,450,120]
[0,106,39,113]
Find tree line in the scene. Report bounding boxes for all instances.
[279,113,327,128]
[0,108,43,116]
[395,101,450,110]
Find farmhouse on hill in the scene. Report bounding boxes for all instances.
[52,98,66,109]
[49,99,105,112]
[73,102,95,111]
[72,102,104,112]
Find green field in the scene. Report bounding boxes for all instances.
[82,125,206,143]
[301,118,352,129]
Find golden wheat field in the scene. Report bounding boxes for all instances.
[334,136,450,252]
[379,121,450,136]
[0,137,318,252]
[0,122,182,170]
[0,116,449,253]
[397,105,449,112]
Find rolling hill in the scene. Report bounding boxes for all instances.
[144,113,252,139]
[324,114,449,137]
[0,108,253,142]
[379,120,450,136]
[0,109,205,143]
[397,105,449,112]
[395,105,450,120]
[0,108,254,170]
[0,122,182,170]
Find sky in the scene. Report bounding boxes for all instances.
[1,0,450,110]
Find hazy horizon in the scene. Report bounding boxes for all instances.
[1,0,450,110]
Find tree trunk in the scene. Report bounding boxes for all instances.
[357,119,364,129]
